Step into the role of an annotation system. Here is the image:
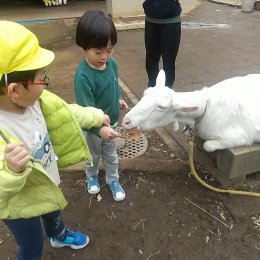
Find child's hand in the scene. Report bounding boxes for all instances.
[99,126,119,140]
[119,99,128,111]
[103,114,110,127]
[4,143,30,173]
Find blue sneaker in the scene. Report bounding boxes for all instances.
[50,228,89,250]
[108,180,126,201]
[87,176,100,194]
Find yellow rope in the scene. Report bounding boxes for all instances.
[187,138,260,197]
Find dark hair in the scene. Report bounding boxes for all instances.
[0,70,38,95]
[76,10,117,50]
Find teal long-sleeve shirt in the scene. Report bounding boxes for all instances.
[74,57,121,136]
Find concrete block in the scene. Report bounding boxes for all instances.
[106,0,144,18]
[193,143,245,188]
[214,144,260,178]
[194,137,260,187]
[241,0,255,12]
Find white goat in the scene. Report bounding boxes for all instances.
[122,70,260,152]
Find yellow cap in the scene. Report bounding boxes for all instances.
[0,21,55,80]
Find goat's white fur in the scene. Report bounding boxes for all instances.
[122,70,260,152]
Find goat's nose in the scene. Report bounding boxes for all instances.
[122,116,131,128]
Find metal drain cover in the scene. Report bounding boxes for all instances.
[116,127,148,159]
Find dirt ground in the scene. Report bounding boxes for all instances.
[1,3,260,259]
[2,127,260,260]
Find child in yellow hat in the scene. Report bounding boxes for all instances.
[0,21,110,259]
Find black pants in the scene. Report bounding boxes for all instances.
[145,21,181,88]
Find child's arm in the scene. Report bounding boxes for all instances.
[0,156,32,197]
[119,99,128,111]
[0,129,30,173]
[0,131,33,196]
[4,143,30,173]
[99,126,120,140]
[67,104,109,129]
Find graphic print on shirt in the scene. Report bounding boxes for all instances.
[32,131,53,169]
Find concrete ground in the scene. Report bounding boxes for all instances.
[0,0,200,22]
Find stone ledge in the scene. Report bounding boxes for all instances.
[207,0,241,7]
[195,137,260,186]
[61,158,186,174]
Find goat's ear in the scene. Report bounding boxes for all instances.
[156,70,166,87]
[181,107,198,113]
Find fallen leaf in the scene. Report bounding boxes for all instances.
[97,194,102,202]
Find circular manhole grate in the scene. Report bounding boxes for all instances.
[116,127,148,159]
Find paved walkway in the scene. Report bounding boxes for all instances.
[0,0,254,31]
[0,0,243,25]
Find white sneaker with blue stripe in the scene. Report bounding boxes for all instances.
[87,176,100,194]
[108,180,126,201]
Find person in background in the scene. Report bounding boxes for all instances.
[143,0,182,88]
[75,10,128,202]
[0,20,110,260]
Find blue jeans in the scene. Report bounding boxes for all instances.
[3,211,65,260]
[84,131,119,184]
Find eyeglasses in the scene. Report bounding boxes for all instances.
[15,74,50,87]
[4,73,50,87]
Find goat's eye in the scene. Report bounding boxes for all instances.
[157,105,166,110]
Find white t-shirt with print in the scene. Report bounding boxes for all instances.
[0,101,60,185]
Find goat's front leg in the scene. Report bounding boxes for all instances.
[202,127,250,152]
[203,139,234,152]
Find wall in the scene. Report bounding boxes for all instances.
[106,0,144,18]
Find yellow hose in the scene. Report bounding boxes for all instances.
[187,138,260,197]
